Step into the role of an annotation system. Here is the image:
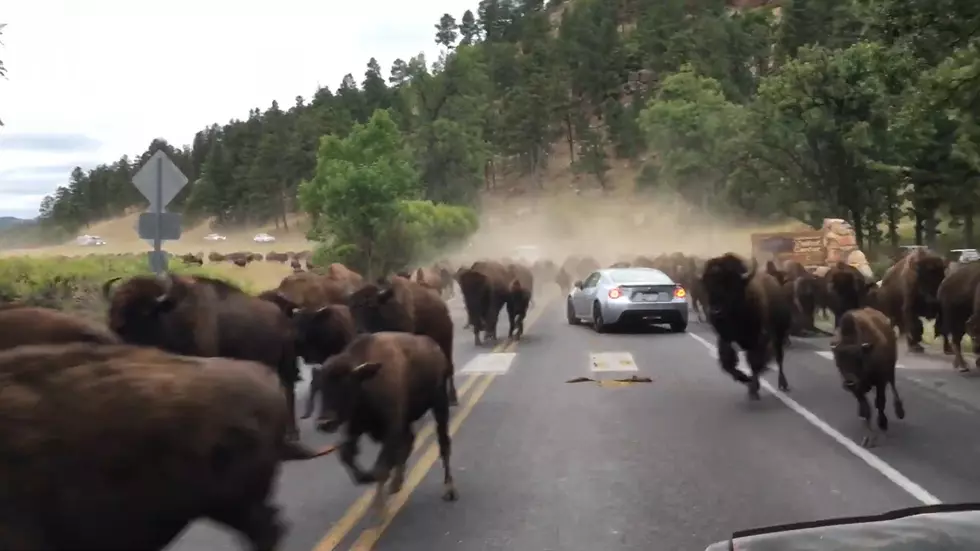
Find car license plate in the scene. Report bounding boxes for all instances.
[637,293,661,302]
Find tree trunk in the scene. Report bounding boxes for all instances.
[965,210,975,248]
[914,211,923,246]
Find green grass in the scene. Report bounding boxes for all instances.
[0,255,254,319]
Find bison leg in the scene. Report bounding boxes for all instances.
[906,314,925,353]
[890,377,906,420]
[874,383,889,434]
[210,502,285,551]
[369,434,402,524]
[283,382,299,441]
[339,434,374,485]
[951,330,969,372]
[854,391,876,448]
[471,321,483,346]
[717,339,751,385]
[389,427,415,494]
[432,390,458,501]
[772,336,790,392]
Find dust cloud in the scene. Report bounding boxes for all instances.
[446,190,808,265]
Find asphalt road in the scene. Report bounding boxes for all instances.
[166,296,980,551]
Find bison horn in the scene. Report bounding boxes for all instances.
[743,258,758,281]
[155,273,177,304]
[102,277,123,300]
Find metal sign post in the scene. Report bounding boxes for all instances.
[131,151,189,274]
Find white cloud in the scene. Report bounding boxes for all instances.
[0,0,472,218]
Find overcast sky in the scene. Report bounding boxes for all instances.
[0,0,470,219]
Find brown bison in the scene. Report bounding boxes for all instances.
[266,251,290,263]
[458,261,511,347]
[876,249,947,352]
[302,332,458,522]
[831,308,906,448]
[700,253,791,399]
[506,263,534,340]
[0,342,329,551]
[180,253,204,266]
[103,274,308,442]
[0,305,121,350]
[414,266,444,293]
[277,271,349,307]
[259,290,357,366]
[347,277,458,405]
[325,262,364,292]
[823,262,876,327]
[938,261,980,371]
[554,267,572,296]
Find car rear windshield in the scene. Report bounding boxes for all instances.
[609,269,671,284]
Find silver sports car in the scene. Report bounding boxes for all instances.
[566,267,689,333]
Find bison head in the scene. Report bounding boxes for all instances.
[912,255,946,315]
[303,356,383,433]
[700,253,757,321]
[347,283,409,334]
[103,274,190,347]
[831,340,871,390]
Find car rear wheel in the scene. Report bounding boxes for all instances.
[593,302,608,333]
[566,299,580,325]
[670,320,688,333]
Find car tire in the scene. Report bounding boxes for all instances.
[593,302,608,333]
[670,320,688,333]
[566,299,580,325]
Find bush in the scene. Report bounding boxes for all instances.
[0,255,251,319]
[311,200,479,275]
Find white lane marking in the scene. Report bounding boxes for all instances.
[688,332,941,505]
[459,352,517,374]
[590,352,639,372]
[816,350,907,369]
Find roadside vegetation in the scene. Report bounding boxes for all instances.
[0,256,256,318]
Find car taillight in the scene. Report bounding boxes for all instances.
[673,286,687,299]
[608,287,624,299]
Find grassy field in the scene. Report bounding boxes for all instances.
[0,254,284,322]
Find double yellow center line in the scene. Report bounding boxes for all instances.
[313,300,551,551]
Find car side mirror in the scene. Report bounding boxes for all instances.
[573,280,583,289]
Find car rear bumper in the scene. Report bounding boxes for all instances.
[603,301,689,325]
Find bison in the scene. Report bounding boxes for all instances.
[277,271,349,308]
[830,307,906,448]
[458,261,511,347]
[180,253,204,266]
[347,277,458,405]
[505,263,534,340]
[876,249,947,353]
[259,290,357,366]
[700,253,791,399]
[823,262,876,327]
[938,261,980,371]
[325,262,364,293]
[103,274,308,443]
[0,305,121,351]
[302,332,458,522]
[0,342,329,551]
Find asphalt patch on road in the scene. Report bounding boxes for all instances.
[565,375,653,387]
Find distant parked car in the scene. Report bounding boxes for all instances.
[204,233,227,241]
[76,234,106,246]
[952,249,980,263]
[253,233,276,243]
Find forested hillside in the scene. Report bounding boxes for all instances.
[18,0,980,254]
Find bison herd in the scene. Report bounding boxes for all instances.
[0,256,541,550]
[0,245,976,549]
